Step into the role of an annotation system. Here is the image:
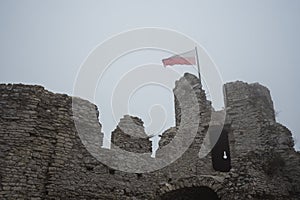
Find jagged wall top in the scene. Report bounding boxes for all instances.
[1,77,300,199]
[224,81,275,122]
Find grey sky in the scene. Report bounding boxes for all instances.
[1,0,299,150]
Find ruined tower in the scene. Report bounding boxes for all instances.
[0,73,299,199]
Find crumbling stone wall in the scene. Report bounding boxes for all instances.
[0,73,299,199]
[224,81,276,156]
[111,115,152,153]
[222,81,300,199]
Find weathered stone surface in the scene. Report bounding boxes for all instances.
[111,115,152,153]
[0,74,299,199]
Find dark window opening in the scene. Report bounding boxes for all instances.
[86,165,94,171]
[210,127,231,172]
[137,173,142,179]
[109,168,115,175]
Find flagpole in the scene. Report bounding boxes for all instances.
[195,46,201,85]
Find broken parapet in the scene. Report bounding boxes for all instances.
[1,76,300,199]
[224,81,275,122]
[111,115,152,153]
[159,73,212,155]
[174,73,211,128]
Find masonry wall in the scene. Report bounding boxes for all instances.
[224,81,275,156]
[111,115,152,153]
[0,74,299,200]
[223,81,300,199]
[0,84,81,199]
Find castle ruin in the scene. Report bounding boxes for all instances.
[0,73,299,199]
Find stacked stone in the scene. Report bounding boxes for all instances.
[157,127,177,149]
[223,81,300,199]
[221,151,291,199]
[174,73,211,128]
[1,75,300,199]
[224,82,275,119]
[224,81,276,156]
[111,115,152,153]
[0,84,85,199]
[156,73,216,183]
[0,84,52,199]
[158,73,209,153]
[260,123,300,198]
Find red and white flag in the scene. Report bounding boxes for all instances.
[162,49,196,67]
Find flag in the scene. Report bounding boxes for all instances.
[162,49,196,67]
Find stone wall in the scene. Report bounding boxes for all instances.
[224,81,276,156]
[111,115,152,153]
[0,73,299,199]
